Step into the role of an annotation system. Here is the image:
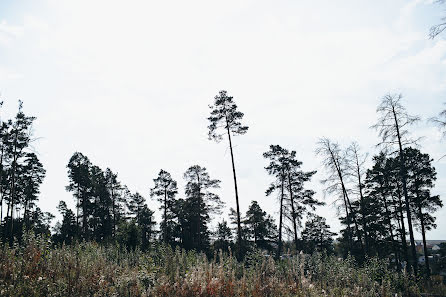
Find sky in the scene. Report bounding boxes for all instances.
[0,0,446,240]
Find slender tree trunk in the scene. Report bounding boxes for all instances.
[112,186,115,237]
[287,173,299,252]
[76,184,80,227]
[342,190,353,252]
[0,146,3,226]
[164,187,168,244]
[396,187,409,270]
[382,190,398,269]
[277,175,285,259]
[354,157,369,255]
[392,106,417,275]
[9,129,18,245]
[82,190,88,240]
[329,148,362,253]
[415,187,430,277]
[225,124,243,256]
[196,173,201,250]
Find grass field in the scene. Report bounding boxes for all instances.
[1,233,445,297]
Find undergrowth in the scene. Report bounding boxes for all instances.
[0,233,444,296]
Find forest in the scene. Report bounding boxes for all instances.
[2,1,446,296]
[0,91,445,296]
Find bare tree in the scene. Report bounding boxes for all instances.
[346,142,369,254]
[429,103,446,159]
[430,0,446,39]
[371,93,420,275]
[316,137,363,254]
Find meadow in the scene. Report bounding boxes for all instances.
[1,233,445,297]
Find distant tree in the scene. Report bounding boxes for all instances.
[316,138,363,256]
[116,220,140,251]
[53,201,78,245]
[263,145,289,258]
[182,165,222,252]
[150,169,178,245]
[5,101,36,244]
[208,90,248,253]
[18,152,46,229]
[430,0,446,38]
[346,142,370,254]
[429,103,446,159]
[244,201,277,252]
[138,205,156,251]
[285,156,321,252]
[105,168,123,237]
[0,102,10,226]
[66,152,92,239]
[213,220,233,252]
[127,192,145,220]
[301,214,336,254]
[372,93,420,275]
[365,153,401,264]
[90,165,113,241]
[405,147,443,276]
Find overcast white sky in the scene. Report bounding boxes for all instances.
[1,0,446,240]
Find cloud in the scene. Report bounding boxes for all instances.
[0,19,23,46]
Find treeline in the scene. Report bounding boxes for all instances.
[0,92,444,279]
[0,101,52,245]
[316,95,443,277]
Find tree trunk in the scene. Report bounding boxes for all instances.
[277,174,285,259]
[226,124,243,256]
[9,129,18,245]
[382,191,398,269]
[355,157,369,255]
[415,187,430,277]
[0,145,4,226]
[396,186,409,270]
[392,106,417,275]
[287,172,299,252]
[329,147,362,253]
[196,173,201,250]
[164,187,168,244]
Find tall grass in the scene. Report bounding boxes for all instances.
[0,233,444,296]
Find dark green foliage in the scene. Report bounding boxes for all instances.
[207,90,248,141]
[213,219,233,252]
[301,214,335,254]
[53,201,78,245]
[0,101,48,244]
[181,165,222,252]
[150,169,178,245]
[244,200,277,252]
[264,144,322,256]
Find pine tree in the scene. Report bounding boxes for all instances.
[53,201,78,245]
[264,145,289,258]
[5,101,36,244]
[365,153,400,263]
[372,94,420,274]
[18,152,46,229]
[301,214,336,254]
[183,165,222,252]
[150,169,178,245]
[66,152,93,240]
[244,201,277,252]
[405,147,443,276]
[213,220,233,252]
[208,90,248,254]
